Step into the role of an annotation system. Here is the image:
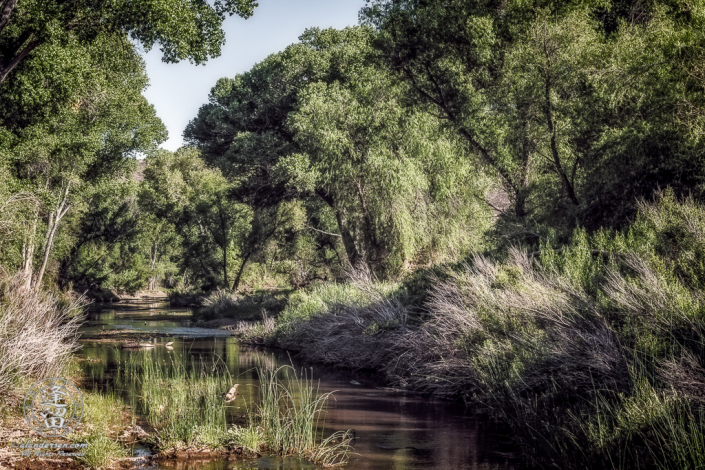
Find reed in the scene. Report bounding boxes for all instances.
[116,351,232,450]
[115,352,352,465]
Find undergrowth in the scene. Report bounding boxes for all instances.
[236,190,705,469]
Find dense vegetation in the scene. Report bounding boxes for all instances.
[2,0,705,468]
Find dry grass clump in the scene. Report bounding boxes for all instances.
[278,265,409,370]
[392,248,629,403]
[0,273,85,393]
[230,312,277,344]
[202,289,241,315]
[267,193,705,468]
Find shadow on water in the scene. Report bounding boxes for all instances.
[78,299,520,470]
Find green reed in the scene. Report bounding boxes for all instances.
[116,351,232,449]
[115,351,352,465]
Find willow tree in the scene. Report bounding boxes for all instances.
[363,0,705,232]
[187,27,488,276]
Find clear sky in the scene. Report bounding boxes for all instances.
[141,0,365,151]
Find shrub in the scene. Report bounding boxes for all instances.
[0,273,84,394]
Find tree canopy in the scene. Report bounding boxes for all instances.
[0,0,257,84]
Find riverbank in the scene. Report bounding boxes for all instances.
[222,193,705,470]
[0,355,352,469]
[0,281,353,469]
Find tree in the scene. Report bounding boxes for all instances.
[1,32,166,289]
[362,0,705,233]
[0,0,257,84]
[186,27,489,276]
[140,148,251,290]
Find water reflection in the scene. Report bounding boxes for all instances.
[78,300,518,470]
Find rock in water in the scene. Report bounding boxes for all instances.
[224,384,239,402]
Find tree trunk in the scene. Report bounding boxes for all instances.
[316,188,361,266]
[515,119,534,218]
[354,179,383,266]
[544,78,580,206]
[149,240,159,291]
[0,0,18,35]
[19,214,38,290]
[232,250,253,290]
[222,243,229,288]
[33,181,71,290]
[0,37,41,85]
[334,209,360,267]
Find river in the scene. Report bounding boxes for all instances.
[77,299,520,470]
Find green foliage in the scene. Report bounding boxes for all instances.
[0,0,257,87]
[0,28,166,292]
[76,433,126,469]
[263,195,705,469]
[140,147,251,290]
[363,0,705,235]
[186,26,491,278]
[115,351,351,463]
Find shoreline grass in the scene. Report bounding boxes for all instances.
[115,350,352,465]
[231,192,705,469]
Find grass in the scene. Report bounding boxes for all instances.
[116,351,232,450]
[251,364,353,465]
[197,289,290,321]
[115,350,352,465]
[0,273,84,394]
[230,312,276,344]
[77,433,127,469]
[244,190,705,469]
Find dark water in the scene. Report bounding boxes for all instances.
[78,299,518,470]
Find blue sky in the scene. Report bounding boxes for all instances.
[141,0,365,151]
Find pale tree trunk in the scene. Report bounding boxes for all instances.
[149,240,159,291]
[32,181,71,290]
[0,0,18,34]
[19,213,38,290]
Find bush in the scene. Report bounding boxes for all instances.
[0,274,84,394]
[268,192,705,469]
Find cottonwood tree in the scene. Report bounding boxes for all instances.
[0,0,257,84]
[140,148,251,290]
[1,33,165,289]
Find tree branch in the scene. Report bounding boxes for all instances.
[307,225,342,237]
[0,36,42,85]
[0,0,17,36]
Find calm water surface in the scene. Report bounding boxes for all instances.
[77,299,519,470]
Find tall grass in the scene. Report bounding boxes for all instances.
[266,191,705,469]
[257,365,328,454]
[0,273,84,394]
[116,352,352,465]
[254,364,353,465]
[202,289,241,316]
[116,351,232,449]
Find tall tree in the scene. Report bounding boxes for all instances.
[186,27,488,275]
[362,0,705,232]
[1,32,166,289]
[0,0,257,84]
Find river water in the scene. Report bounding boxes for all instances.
[77,299,519,470]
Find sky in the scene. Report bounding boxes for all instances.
[141,0,365,151]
